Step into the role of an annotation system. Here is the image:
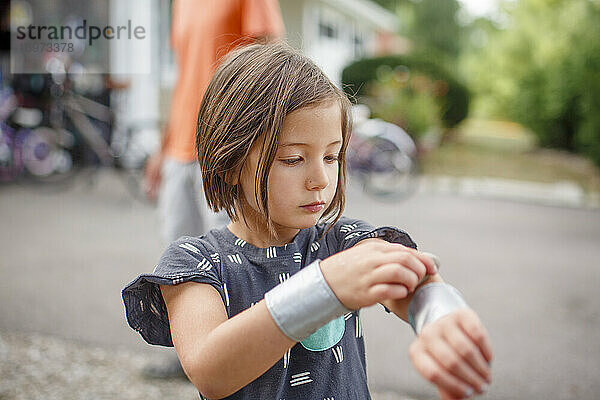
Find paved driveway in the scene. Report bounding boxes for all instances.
[1,171,599,399]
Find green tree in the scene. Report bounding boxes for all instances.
[371,0,465,63]
[464,0,600,165]
[405,0,463,60]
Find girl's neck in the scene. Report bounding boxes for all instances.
[227,205,299,248]
[227,221,299,248]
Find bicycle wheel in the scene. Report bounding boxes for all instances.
[20,126,79,188]
[362,136,419,200]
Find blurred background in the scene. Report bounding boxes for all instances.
[1,0,599,399]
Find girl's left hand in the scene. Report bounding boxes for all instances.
[408,308,493,399]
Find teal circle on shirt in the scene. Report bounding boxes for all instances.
[300,316,346,352]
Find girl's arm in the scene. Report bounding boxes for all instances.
[362,248,493,399]
[162,239,437,399]
[161,282,295,399]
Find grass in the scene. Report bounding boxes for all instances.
[420,119,600,194]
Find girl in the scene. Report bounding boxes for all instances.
[123,42,493,400]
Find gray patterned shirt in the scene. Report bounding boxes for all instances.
[122,216,416,399]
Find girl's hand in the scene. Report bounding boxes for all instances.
[320,239,437,310]
[408,308,493,399]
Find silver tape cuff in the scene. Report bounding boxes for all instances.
[265,259,350,342]
[408,282,469,335]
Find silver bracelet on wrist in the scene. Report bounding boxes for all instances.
[264,259,350,342]
[408,282,469,335]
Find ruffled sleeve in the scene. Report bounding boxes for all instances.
[122,236,224,347]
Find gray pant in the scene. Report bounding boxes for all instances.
[158,157,226,243]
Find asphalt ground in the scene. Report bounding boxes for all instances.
[1,170,599,399]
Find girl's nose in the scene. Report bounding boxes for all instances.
[306,163,329,190]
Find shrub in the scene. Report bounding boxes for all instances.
[364,68,442,137]
[341,52,470,128]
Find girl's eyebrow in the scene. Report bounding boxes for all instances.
[279,140,342,148]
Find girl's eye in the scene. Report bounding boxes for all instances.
[325,154,339,163]
[280,157,302,166]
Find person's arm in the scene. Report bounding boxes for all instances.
[143,147,166,201]
[161,282,295,399]
[353,239,494,400]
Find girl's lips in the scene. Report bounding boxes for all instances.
[300,203,325,213]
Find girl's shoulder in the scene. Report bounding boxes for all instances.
[160,226,230,263]
[315,215,417,252]
[122,229,228,347]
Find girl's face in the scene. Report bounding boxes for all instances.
[236,102,343,243]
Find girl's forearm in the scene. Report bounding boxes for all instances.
[188,300,296,399]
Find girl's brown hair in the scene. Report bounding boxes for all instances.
[196,42,352,231]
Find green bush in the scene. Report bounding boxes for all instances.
[341,52,470,128]
[364,69,442,137]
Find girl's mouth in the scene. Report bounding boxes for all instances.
[300,201,325,213]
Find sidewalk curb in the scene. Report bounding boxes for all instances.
[419,175,600,210]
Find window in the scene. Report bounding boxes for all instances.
[318,20,337,39]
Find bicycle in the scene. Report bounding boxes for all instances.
[51,72,158,201]
[1,65,158,200]
[0,79,78,188]
[347,105,419,200]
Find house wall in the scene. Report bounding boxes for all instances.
[280,0,390,85]
[280,0,305,50]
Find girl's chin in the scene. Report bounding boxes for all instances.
[273,214,324,231]
[290,214,325,229]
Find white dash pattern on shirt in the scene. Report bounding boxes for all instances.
[344,232,363,241]
[310,242,320,252]
[223,283,230,307]
[339,223,358,233]
[210,253,220,264]
[266,246,277,258]
[227,254,243,264]
[290,371,312,387]
[332,346,343,363]
[293,252,302,263]
[283,348,291,369]
[196,258,211,271]
[278,273,290,284]
[178,242,200,254]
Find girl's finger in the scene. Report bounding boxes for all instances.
[426,334,488,394]
[382,252,427,283]
[372,242,437,277]
[396,245,438,276]
[439,387,467,400]
[368,283,409,302]
[420,251,440,275]
[369,263,419,292]
[410,341,476,399]
[458,311,494,365]
[445,319,492,383]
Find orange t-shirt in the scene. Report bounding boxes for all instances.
[164,0,285,162]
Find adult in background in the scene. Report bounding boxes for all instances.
[142,0,284,379]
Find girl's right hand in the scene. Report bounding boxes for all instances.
[319,239,438,310]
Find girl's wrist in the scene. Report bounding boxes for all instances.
[264,259,350,342]
[407,282,469,334]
